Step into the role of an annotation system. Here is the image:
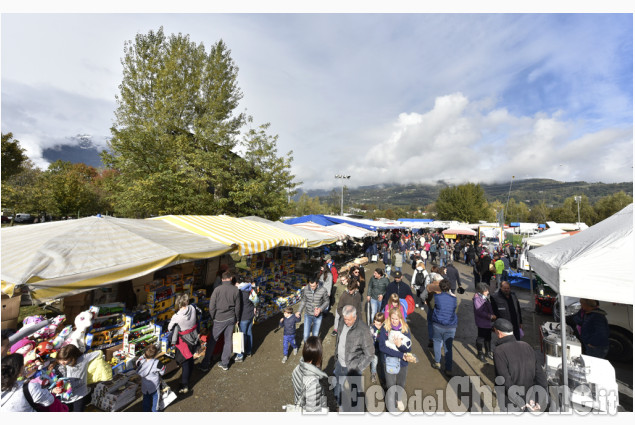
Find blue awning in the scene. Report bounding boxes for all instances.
[283,214,337,227]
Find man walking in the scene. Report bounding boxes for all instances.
[296,273,330,342]
[367,268,389,324]
[491,281,523,340]
[199,270,240,371]
[493,318,547,412]
[443,260,463,293]
[333,305,374,411]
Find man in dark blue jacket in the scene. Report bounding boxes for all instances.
[567,298,610,358]
[380,271,413,310]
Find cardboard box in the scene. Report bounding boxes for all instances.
[1,294,21,321]
[63,291,92,308]
[104,343,124,362]
[1,318,18,330]
[132,274,153,305]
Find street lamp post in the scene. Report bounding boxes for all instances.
[504,175,515,224]
[574,195,581,226]
[335,174,351,216]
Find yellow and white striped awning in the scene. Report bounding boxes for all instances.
[153,215,308,256]
[242,216,338,248]
[291,221,348,241]
[1,216,233,301]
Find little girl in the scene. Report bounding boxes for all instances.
[135,344,166,412]
[383,293,407,319]
[55,344,102,411]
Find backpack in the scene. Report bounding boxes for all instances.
[414,270,426,288]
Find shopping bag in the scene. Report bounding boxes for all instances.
[157,381,177,410]
[370,254,378,262]
[232,324,244,354]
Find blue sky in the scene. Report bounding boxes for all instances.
[1,8,633,190]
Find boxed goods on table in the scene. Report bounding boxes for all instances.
[92,370,141,412]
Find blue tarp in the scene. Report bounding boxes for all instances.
[326,216,382,231]
[283,214,337,227]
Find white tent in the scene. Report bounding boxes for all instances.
[524,227,569,247]
[527,204,633,304]
[328,223,377,239]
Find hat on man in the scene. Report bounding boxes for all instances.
[393,271,403,279]
[493,318,514,333]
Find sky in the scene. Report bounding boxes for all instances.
[1,3,633,191]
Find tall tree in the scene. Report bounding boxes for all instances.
[549,195,596,224]
[505,198,530,222]
[103,28,254,217]
[1,132,29,182]
[435,183,491,222]
[528,201,550,224]
[234,122,298,220]
[45,161,104,217]
[593,191,632,223]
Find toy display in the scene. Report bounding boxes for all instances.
[63,310,94,353]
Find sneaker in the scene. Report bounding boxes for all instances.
[218,363,229,371]
[397,400,406,412]
[331,330,338,337]
[178,386,189,394]
[282,356,288,363]
[487,351,494,360]
[431,362,441,370]
[477,353,486,363]
[415,304,420,308]
[245,353,252,357]
[235,355,244,362]
[293,348,298,356]
[197,364,210,372]
[370,373,377,384]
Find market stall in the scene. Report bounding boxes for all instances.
[241,215,339,247]
[527,204,633,412]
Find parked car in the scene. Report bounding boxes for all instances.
[1,215,12,223]
[13,213,34,223]
[555,297,633,362]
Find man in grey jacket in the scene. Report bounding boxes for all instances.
[296,273,330,342]
[333,305,374,411]
[199,270,240,371]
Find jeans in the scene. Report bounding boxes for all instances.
[370,354,379,374]
[439,257,446,267]
[369,298,382,324]
[239,319,253,355]
[202,319,235,368]
[303,314,323,341]
[394,266,402,274]
[181,357,193,387]
[334,361,363,411]
[142,391,159,412]
[385,362,408,410]
[432,323,456,372]
[282,334,297,356]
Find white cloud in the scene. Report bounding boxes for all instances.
[337,93,633,188]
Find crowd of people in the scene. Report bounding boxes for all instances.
[1,229,611,413]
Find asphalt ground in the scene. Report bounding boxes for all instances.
[122,257,632,413]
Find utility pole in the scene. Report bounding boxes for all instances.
[334,174,351,216]
[504,175,515,224]
[574,195,581,226]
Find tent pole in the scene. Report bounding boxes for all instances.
[559,292,570,412]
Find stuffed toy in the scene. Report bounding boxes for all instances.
[32,315,66,340]
[51,325,73,349]
[10,338,36,356]
[63,310,94,353]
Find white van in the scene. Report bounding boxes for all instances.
[13,213,33,223]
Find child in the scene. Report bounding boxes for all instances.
[369,312,385,383]
[135,344,166,412]
[55,343,103,411]
[279,306,300,364]
[383,293,407,319]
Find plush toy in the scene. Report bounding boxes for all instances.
[52,325,73,349]
[10,338,36,356]
[32,315,66,340]
[63,310,94,353]
[35,341,55,358]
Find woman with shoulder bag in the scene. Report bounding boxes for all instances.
[1,353,66,412]
[168,292,200,395]
[378,307,412,412]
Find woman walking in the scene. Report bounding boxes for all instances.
[378,306,412,412]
